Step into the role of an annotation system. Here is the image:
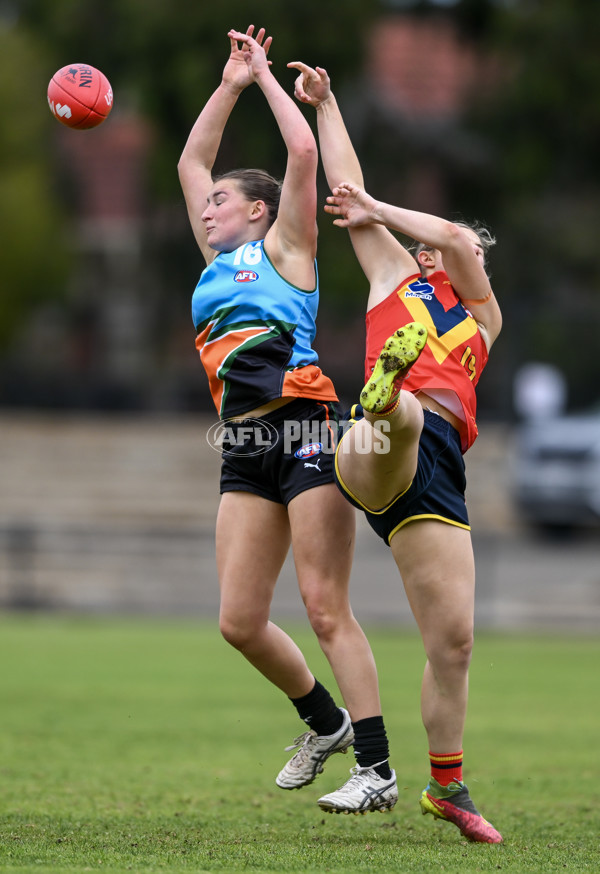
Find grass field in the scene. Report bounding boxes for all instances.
[0,614,598,873]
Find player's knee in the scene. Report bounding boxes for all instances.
[429,629,473,673]
[451,634,474,671]
[304,597,339,642]
[219,614,255,650]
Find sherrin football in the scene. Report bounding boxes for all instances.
[48,63,113,129]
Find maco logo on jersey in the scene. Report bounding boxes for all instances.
[294,442,322,460]
[405,278,434,300]
[234,271,259,283]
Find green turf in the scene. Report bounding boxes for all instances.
[0,614,598,872]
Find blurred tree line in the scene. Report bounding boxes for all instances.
[2,0,599,414]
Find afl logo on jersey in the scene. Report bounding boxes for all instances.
[294,442,322,459]
[234,270,259,283]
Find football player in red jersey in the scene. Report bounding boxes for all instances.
[290,60,503,841]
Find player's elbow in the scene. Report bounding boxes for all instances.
[290,134,318,167]
[444,222,473,253]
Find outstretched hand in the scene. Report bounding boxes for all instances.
[222,25,273,91]
[287,61,331,108]
[325,182,379,228]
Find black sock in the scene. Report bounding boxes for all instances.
[290,679,344,736]
[353,715,392,780]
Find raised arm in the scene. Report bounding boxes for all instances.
[289,63,363,193]
[177,26,272,264]
[229,33,319,278]
[288,62,417,300]
[327,182,502,348]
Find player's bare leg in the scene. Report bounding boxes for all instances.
[391,520,502,843]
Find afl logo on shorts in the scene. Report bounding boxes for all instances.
[294,442,322,460]
[206,418,279,456]
[234,270,258,283]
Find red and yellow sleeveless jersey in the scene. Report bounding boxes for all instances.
[365,270,489,451]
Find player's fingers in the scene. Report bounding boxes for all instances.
[291,73,307,101]
[228,29,248,45]
[287,61,312,75]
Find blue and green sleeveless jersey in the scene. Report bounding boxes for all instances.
[192,240,337,419]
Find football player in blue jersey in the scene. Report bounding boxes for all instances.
[177,26,397,813]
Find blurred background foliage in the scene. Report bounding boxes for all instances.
[1,0,599,415]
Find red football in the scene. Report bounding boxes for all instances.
[47,63,113,129]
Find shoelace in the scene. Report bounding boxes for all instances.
[343,761,390,785]
[283,730,317,763]
[331,766,377,795]
[346,766,369,783]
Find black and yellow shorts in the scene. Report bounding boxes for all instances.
[335,407,470,545]
[218,398,342,506]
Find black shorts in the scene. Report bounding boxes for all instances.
[219,398,342,506]
[335,407,470,545]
